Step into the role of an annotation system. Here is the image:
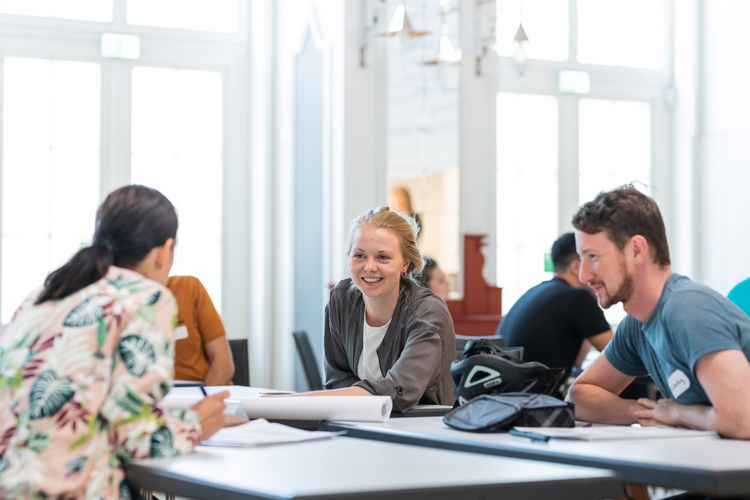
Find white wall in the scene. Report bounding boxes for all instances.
[694,0,750,294]
[270,0,387,388]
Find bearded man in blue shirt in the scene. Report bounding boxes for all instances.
[568,185,750,439]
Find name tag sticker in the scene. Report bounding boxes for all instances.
[667,369,691,398]
[174,325,189,341]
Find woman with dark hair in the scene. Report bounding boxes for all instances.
[415,257,450,302]
[0,185,227,498]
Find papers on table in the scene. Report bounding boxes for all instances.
[201,419,343,448]
[161,386,393,422]
[512,425,718,441]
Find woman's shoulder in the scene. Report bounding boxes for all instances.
[103,266,176,309]
[329,278,360,301]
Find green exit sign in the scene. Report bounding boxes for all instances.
[544,252,553,273]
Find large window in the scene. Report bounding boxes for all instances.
[130,67,224,307]
[578,98,652,204]
[495,0,671,325]
[577,0,666,69]
[1,58,101,322]
[0,2,248,323]
[127,0,241,33]
[497,93,559,309]
[0,0,113,22]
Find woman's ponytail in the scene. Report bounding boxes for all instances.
[35,244,114,304]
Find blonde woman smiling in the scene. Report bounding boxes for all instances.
[322,207,455,411]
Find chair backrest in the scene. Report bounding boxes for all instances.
[292,330,324,391]
[228,339,250,386]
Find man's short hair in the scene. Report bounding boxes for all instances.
[572,184,671,266]
[551,233,579,273]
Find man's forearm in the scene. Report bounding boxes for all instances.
[671,403,716,430]
[671,402,750,438]
[568,383,641,425]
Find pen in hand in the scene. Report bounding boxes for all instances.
[509,429,550,443]
[199,385,208,397]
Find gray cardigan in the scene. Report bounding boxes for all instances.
[324,277,456,412]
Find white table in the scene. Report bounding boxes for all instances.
[126,436,622,499]
[323,417,750,496]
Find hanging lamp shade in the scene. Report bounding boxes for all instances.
[386,3,429,38]
[513,22,529,43]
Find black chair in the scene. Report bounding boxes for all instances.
[292,330,324,391]
[228,339,250,386]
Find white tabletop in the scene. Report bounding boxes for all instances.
[323,417,750,495]
[126,436,621,500]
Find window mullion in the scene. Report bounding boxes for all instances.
[112,0,127,26]
[558,94,579,233]
[569,0,578,62]
[100,60,132,198]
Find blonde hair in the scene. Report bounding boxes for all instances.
[348,206,423,275]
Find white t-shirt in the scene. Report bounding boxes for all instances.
[357,313,390,380]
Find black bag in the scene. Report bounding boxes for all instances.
[442,392,575,433]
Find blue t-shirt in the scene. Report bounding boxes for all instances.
[605,274,750,405]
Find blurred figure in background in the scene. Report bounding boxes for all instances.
[416,256,450,302]
[498,232,612,380]
[168,275,235,385]
[390,185,423,240]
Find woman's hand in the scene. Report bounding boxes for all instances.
[191,391,229,440]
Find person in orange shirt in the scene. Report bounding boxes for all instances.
[167,276,235,385]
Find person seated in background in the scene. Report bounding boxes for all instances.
[390,185,423,240]
[0,185,227,498]
[728,276,750,317]
[168,275,235,385]
[415,256,451,302]
[569,185,750,439]
[321,206,456,412]
[498,232,612,380]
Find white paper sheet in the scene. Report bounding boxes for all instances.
[201,419,343,447]
[512,425,718,441]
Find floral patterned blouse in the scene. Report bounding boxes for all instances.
[0,267,201,499]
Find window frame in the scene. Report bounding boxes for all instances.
[0,2,252,339]
[494,0,675,312]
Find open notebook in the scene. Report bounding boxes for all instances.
[512,425,718,441]
[201,419,343,448]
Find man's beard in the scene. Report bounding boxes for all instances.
[597,263,634,309]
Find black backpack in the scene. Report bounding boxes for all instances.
[450,339,566,405]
